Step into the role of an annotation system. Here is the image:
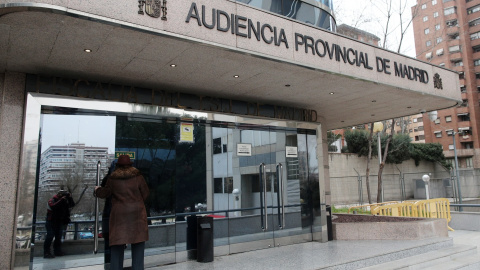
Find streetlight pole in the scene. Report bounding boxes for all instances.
[422,174,430,200]
[452,131,463,211]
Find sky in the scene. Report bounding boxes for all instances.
[41,115,116,153]
[334,0,418,58]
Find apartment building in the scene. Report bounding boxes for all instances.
[39,143,111,192]
[412,0,480,168]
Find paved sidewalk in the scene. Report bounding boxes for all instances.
[149,232,477,270]
[448,230,480,249]
[30,231,480,269]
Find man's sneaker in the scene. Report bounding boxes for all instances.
[44,253,55,259]
[54,251,65,256]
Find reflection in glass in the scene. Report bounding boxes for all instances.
[283,0,335,30]
[33,114,115,269]
[24,102,323,269]
[115,116,177,260]
[175,122,207,258]
[237,0,336,31]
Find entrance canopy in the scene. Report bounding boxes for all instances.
[0,1,461,129]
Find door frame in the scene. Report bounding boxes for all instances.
[16,93,328,269]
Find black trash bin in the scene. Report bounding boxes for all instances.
[326,205,333,241]
[196,216,213,263]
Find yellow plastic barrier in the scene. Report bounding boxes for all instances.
[371,201,417,217]
[347,201,399,214]
[414,198,453,231]
[369,198,453,231]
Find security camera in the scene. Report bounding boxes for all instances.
[420,109,426,114]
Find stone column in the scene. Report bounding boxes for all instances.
[0,72,26,269]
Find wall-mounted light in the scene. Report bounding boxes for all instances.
[329,92,334,95]
[233,75,239,78]
[170,64,177,67]
[84,49,92,53]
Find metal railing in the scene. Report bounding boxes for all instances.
[30,204,304,241]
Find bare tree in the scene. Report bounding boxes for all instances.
[365,124,375,204]
[377,119,396,202]
[334,3,371,29]
[374,0,421,202]
[59,160,91,213]
[369,0,421,54]
[336,0,421,203]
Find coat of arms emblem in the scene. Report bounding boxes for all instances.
[138,0,167,20]
[433,73,443,90]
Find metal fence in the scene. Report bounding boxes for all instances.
[330,167,480,207]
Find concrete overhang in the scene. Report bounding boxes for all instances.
[0,1,461,130]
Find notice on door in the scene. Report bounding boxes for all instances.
[286,146,298,158]
[180,122,194,142]
[237,143,252,156]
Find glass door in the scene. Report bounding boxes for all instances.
[227,126,276,253]
[32,113,116,270]
[32,111,179,270]
[29,103,321,269]
[273,131,321,245]
[210,125,320,254]
[115,116,177,267]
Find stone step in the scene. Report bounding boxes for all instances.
[359,244,478,270]
[424,255,480,270]
[320,237,453,269]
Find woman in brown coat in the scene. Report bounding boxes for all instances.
[95,155,149,270]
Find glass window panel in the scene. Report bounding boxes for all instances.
[214,178,223,193]
[213,137,222,154]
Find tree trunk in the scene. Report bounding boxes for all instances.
[377,119,396,203]
[366,123,374,204]
[74,184,89,208]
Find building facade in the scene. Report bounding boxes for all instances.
[0,0,460,269]
[412,0,480,168]
[39,143,111,192]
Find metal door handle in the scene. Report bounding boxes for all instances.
[94,161,101,254]
[276,164,281,228]
[263,163,268,231]
[277,163,285,229]
[259,163,267,231]
[259,163,264,230]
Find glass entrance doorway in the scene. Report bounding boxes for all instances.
[28,99,321,269]
[210,126,321,255]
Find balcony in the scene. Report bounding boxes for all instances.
[470,23,480,34]
[471,36,480,49]
[456,106,469,114]
[444,148,474,158]
[459,134,473,142]
[468,11,480,24]
[449,51,462,61]
[446,26,459,35]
